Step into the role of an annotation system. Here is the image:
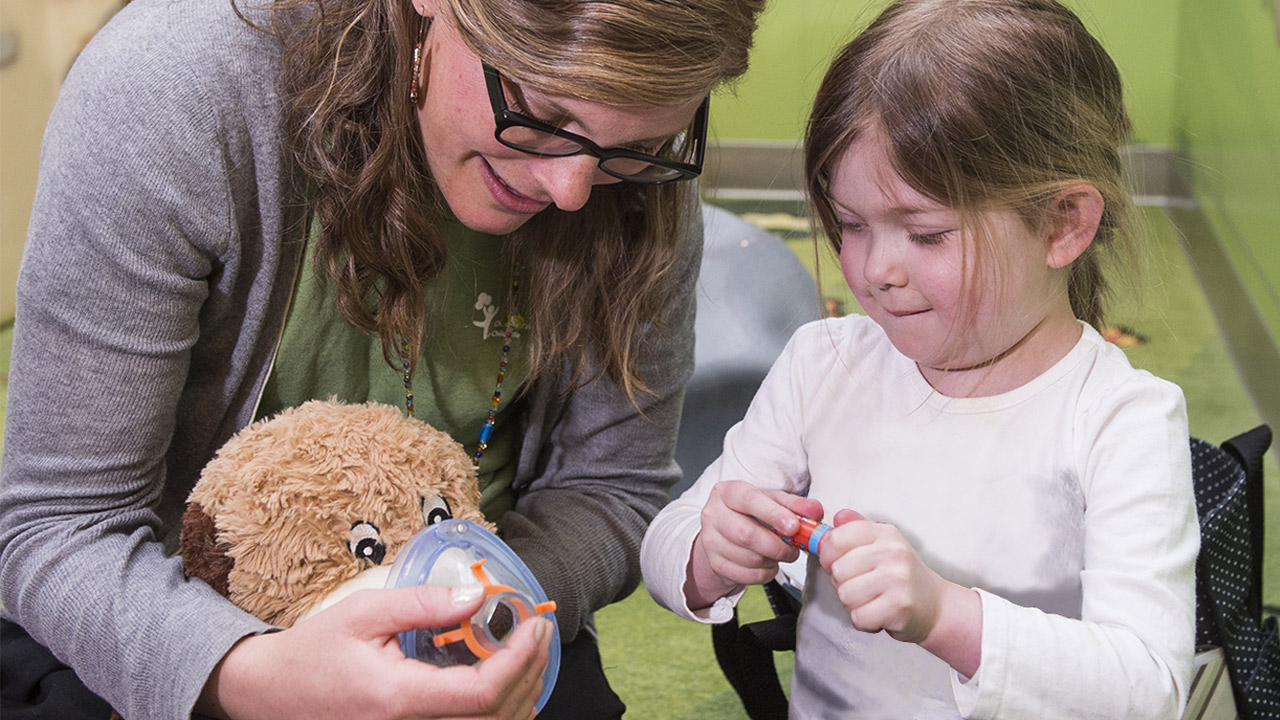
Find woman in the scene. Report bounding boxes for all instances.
[0,0,765,717]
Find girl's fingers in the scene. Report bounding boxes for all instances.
[827,542,879,585]
[700,533,797,586]
[832,508,867,526]
[816,516,879,571]
[832,559,886,612]
[711,481,823,540]
[704,486,797,558]
[845,591,899,635]
[767,490,826,534]
[713,481,796,537]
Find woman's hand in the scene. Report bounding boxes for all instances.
[817,509,982,676]
[685,480,824,609]
[197,583,552,720]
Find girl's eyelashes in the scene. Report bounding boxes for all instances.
[838,218,951,246]
[839,218,868,234]
[909,230,952,245]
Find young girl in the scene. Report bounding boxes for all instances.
[641,0,1199,717]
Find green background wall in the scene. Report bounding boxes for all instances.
[1173,0,1280,352]
[708,0,1182,145]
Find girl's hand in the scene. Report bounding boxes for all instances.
[818,509,950,643]
[198,584,553,720]
[685,480,824,609]
[817,509,983,676]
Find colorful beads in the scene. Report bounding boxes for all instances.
[402,261,521,470]
[400,339,416,417]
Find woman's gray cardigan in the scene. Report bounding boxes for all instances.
[0,1,697,718]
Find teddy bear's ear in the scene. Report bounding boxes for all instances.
[180,502,233,598]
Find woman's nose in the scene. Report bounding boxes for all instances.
[531,155,618,212]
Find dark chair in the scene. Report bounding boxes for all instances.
[711,578,802,720]
[674,204,821,497]
[711,425,1275,720]
[1191,425,1278,719]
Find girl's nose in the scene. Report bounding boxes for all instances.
[531,155,617,212]
[862,235,908,290]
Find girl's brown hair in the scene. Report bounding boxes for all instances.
[805,0,1137,330]
[248,0,764,399]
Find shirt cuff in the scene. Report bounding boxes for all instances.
[951,587,1008,719]
[688,586,749,624]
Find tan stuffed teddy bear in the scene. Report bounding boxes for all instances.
[109,400,497,720]
[179,399,495,626]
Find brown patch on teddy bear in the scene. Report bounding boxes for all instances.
[179,502,233,597]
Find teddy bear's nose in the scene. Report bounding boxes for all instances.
[349,521,387,566]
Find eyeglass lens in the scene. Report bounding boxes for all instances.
[496,124,687,181]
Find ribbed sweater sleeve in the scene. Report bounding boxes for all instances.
[0,2,304,718]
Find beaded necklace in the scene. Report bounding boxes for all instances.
[400,261,522,468]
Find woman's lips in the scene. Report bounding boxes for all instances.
[481,159,548,215]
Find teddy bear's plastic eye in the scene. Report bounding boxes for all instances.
[422,494,453,527]
[349,521,386,566]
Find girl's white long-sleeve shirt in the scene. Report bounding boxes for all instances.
[642,315,1198,719]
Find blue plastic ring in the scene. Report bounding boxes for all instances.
[806,523,830,555]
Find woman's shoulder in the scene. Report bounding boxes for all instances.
[40,1,304,269]
[53,0,293,206]
[73,0,284,117]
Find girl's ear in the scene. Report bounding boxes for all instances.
[1045,184,1104,269]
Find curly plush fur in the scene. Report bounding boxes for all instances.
[109,401,492,720]
[181,399,493,627]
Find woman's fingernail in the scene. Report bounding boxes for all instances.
[533,617,552,645]
[451,583,484,605]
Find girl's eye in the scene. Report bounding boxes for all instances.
[910,230,951,246]
[840,220,868,235]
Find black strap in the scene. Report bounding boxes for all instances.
[711,581,798,720]
[1221,424,1272,622]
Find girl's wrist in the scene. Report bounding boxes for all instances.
[684,534,744,611]
[918,582,983,678]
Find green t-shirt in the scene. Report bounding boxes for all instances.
[258,221,529,521]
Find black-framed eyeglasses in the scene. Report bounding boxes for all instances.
[482,62,708,184]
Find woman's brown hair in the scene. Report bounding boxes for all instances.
[244,0,764,400]
[805,0,1138,330]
